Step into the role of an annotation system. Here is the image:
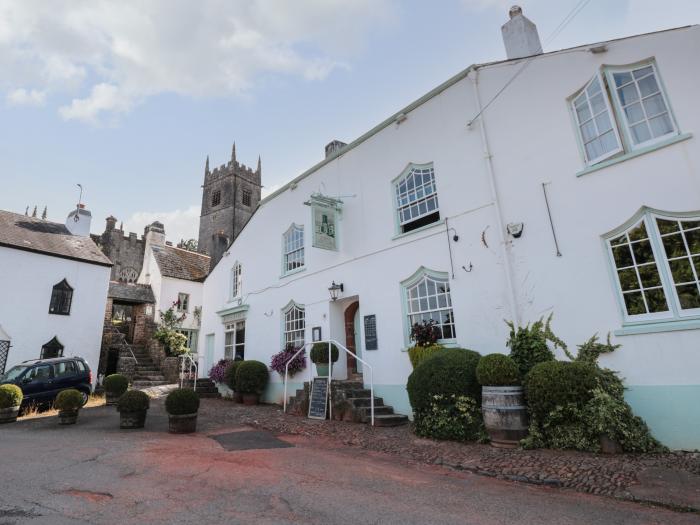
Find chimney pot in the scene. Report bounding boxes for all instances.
[501,6,542,60]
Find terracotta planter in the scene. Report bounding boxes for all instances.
[58,409,79,425]
[0,406,20,424]
[481,386,529,448]
[119,409,147,429]
[168,413,198,434]
[105,391,121,406]
[242,393,259,406]
[233,392,243,403]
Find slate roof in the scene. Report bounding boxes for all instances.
[152,244,210,282]
[0,210,112,267]
[108,282,155,303]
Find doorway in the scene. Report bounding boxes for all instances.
[111,303,135,343]
[344,301,361,377]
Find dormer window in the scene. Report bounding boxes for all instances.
[211,189,221,207]
[41,336,64,359]
[394,163,440,234]
[49,279,73,315]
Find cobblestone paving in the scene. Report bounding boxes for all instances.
[198,399,700,509]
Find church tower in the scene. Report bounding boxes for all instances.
[198,142,262,268]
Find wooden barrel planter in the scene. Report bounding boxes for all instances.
[58,409,79,425]
[168,413,197,434]
[105,392,120,406]
[119,410,147,429]
[481,386,528,448]
[0,406,20,424]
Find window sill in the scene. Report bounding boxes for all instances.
[576,132,693,178]
[279,266,307,279]
[399,339,458,351]
[392,219,445,241]
[614,317,700,336]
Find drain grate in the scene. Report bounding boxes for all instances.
[211,430,294,451]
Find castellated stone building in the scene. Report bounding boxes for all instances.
[198,143,262,267]
[91,216,147,282]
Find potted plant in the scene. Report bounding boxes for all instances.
[117,390,150,429]
[235,360,269,405]
[476,353,528,448]
[0,384,23,423]
[225,360,244,402]
[309,342,339,377]
[103,373,129,405]
[407,320,443,369]
[270,344,307,377]
[165,388,200,434]
[54,389,83,425]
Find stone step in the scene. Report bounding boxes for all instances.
[133,375,166,381]
[372,414,409,427]
[356,405,396,417]
[132,380,169,387]
[349,397,384,408]
[196,392,221,398]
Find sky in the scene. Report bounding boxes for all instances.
[1,0,699,243]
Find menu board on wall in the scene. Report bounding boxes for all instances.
[364,315,378,350]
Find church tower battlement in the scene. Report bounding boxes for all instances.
[198,142,262,268]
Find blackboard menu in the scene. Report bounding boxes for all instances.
[364,314,378,350]
[308,377,329,420]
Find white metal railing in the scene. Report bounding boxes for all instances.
[283,339,375,426]
[179,353,198,390]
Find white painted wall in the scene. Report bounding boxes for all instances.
[200,26,700,446]
[0,246,110,382]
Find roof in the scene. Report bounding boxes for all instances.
[108,282,155,303]
[152,244,210,282]
[0,210,112,267]
[260,25,696,206]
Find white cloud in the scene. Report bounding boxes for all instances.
[6,87,46,106]
[0,0,395,123]
[124,205,200,245]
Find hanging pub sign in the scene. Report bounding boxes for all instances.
[304,193,343,251]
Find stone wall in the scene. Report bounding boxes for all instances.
[91,216,146,282]
[117,355,136,381]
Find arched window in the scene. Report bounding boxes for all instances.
[394,163,440,234]
[401,268,455,342]
[282,224,304,275]
[41,336,64,359]
[231,262,242,299]
[605,208,700,324]
[49,279,73,315]
[283,302,305,349]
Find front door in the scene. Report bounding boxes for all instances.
[205,334,215,373]
[344,301,360,376]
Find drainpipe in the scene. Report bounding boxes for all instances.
[469,68,520,326]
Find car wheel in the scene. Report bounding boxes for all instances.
[80,390,89,406]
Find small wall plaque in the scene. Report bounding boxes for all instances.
[312,326,322,342]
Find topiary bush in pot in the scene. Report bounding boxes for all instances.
[117,390,150,429]
[103,374,129,405]
[0,384,23,423]
[225,360,244,402]
[406,348,483,442]
[309,343,339,377]
[235,360,269,405]
[165,388,200,434]
[54,389,83,425]
[476,354,521,386]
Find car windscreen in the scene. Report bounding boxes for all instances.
[1,365,29,382]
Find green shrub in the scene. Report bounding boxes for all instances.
[506,315,564,377]
[225,360,243,391]
[103,374,129,396]
[407,344,443,369]
[165,388,200,415]
[563,333,620,364]
[0,384,23,408]
[54,389,83,411]
[309,343,339,364]
[407,347,482,413]
[476,353,520,386]
[235,360,269,394]
[413,394,483,442]
[524,361,598,420]
[117,390,150,412]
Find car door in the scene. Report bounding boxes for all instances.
[52,360,77,394]
[21,364,55,405]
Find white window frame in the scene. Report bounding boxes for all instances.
[282,223,305,276]
[603,207,700,326]
[282,301,305,350]
[604,60,679,151]
[400,267,456,346]
[392,162,440,235]
[224,320,245,360]
[570,73,624,166]
[231,262,242,300]
[177,293,189,312]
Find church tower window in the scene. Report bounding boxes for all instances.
[242,188,251,207]
[211,189,221,207]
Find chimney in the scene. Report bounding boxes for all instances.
[105,215,117,232]
[501,6,542,60]
[325,140,347,159]
[65,203,92,236]
[144,221,166,248]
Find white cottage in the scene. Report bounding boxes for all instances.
[0,206,111,383]
[199,13,700,449]
[137,222,209,352]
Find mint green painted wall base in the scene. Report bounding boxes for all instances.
[373,384,414,420]
[265,381,303,405]
[625,385,700,451]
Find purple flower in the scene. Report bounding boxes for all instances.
[208,359,232,383]
[270,345,307,376]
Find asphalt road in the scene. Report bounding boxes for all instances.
[0,402,696,525]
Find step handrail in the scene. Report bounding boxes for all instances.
[283,339,374,426]
[179,353,197,390]
[105,325,138,364]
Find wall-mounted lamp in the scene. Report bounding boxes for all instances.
[328,281,344,301]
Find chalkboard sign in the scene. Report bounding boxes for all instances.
[364,314,378,350]
[308,377,329,420]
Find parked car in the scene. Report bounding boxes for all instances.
[0,357,93,408]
